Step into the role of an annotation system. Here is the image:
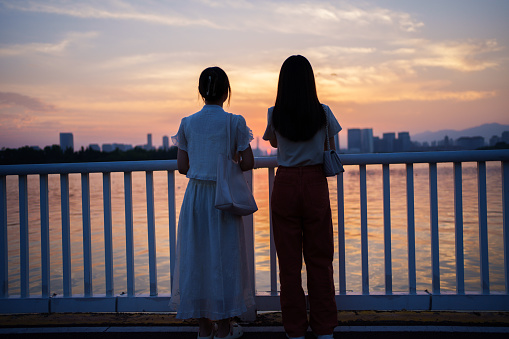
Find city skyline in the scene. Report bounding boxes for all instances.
[345,127,509,153]
[6,120,509,153]
[21,124,509,155]
[1,1,508,150]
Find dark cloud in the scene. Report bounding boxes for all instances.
[0,92,56,112]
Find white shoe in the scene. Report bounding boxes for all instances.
[214,322,243,339]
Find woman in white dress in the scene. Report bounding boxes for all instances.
[170,66,255,339]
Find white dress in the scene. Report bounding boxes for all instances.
[170,105,255,320]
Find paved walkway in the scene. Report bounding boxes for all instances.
[2,327,509,338]
[1,311,509,338]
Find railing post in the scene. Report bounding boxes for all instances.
[429,163,440,294]
[167,170,176,293]
[103,172,114,297]
[268,167,277,295]
[242,169,256,321]
[124,172,135,296]
[146,171,158,296]
[453,162,465,294]
[477,161,490,294]
[61,173,72,297]
[82,173,93,297]
[0,175,7,298]
[383,164,392,294]
[360,164,369,294]
[406,164,416,294]
[19,175,29,298]
[40,174,50,298]
[337,172,346,295]
[502,161,509,294]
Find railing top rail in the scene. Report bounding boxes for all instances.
[1,149,508,176]
[254,150,509,168]
[0,160,178,176]
[340,149,509,165]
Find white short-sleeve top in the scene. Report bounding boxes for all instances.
[172,105,253,181]
[262,104,341,167]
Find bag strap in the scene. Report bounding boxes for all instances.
[226,113,232,159]
[324,105,331,151]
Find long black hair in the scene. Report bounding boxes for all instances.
[198,66,231,105]
[272,55,325,141]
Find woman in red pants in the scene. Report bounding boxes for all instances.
[263,55,341,339]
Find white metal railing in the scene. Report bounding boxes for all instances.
[0,150,508,315]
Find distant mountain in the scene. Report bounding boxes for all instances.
[412,123,509,144]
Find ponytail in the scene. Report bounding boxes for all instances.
[199,67,231,104]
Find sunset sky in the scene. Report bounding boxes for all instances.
[1,0,508,150]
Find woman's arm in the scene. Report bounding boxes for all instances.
[177,148,190,175]
[239,145,255,171]
[269,136,278,148]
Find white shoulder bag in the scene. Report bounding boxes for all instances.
[215,114,258,216]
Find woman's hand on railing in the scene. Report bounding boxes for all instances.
[177,149,190,175]
[239,145,255,171]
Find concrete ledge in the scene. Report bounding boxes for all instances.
[334,293,431,310]
[51,296,116,313]
[117,295,174,312]
[432,294,509,311]
[2,293,509,314]
[0,298,50,314]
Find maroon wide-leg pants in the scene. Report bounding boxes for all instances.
[271,165,337,337]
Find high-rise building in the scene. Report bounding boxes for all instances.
[361,128,374,153]
[89,144,100,152]
[348,128,374,153]
[382,132,396,153]
[373,136,383,153]
[348,129,361,153]
[102,144,114,152]
[397,132,412,152]
[114,143,133,152]
[59,133,74,151]
[456,136,484,149]
[163,136,169,150]
[147,134,153,150]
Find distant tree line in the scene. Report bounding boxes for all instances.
[479,142,509,151]
[0,145,178,165]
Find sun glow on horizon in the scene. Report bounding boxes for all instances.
[1,0,508,150]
